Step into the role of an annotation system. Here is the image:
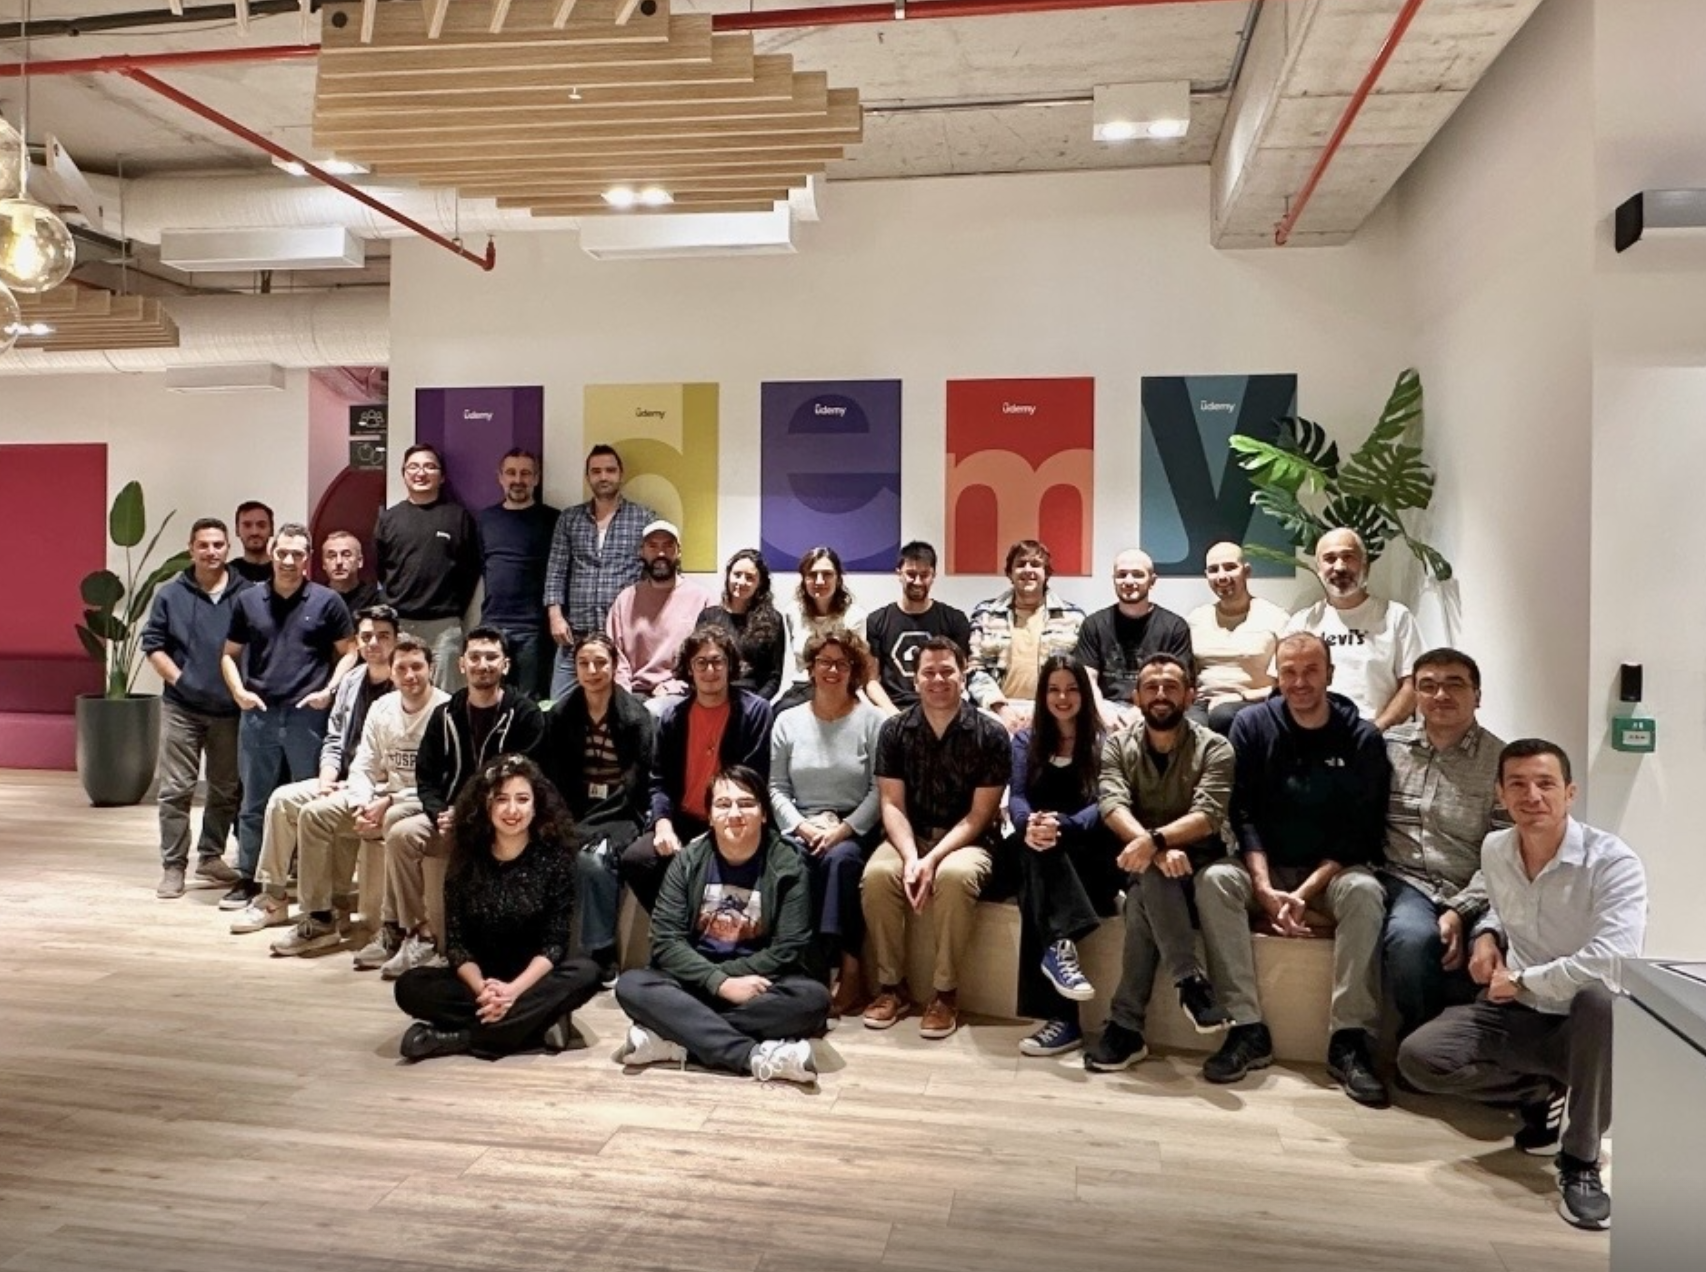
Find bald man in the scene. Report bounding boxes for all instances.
[1283,528,1421,731]
[1185,542,1289,735]
[1075,548,1193,729]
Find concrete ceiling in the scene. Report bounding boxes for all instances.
[0,0,1543,250]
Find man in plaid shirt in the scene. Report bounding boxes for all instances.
[545,445,656,699]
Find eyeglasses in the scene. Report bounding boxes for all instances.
[711,797,762,813]
[813,658,851,674]
[1416,677,1474,696]
[691,655,727,670]
[403,462,441,474]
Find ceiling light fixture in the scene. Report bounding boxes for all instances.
[0,3,77,296]
[603,185,674,210]
[637,186,674,208]
[272,155,368,178]
[1092,81,1192,144]
[603,186,638,209]
[0,281,21,354]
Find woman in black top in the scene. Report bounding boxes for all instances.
[697,548,786,701]
[1003,654,1122,1060]
[394,754,600,1061]
[542,632,654,982]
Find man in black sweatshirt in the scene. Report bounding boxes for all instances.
[1194,631,1392,1106]
[374,443,481,693]
[351,626,546,977]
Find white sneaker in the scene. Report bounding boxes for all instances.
[379,934,446,980]
[269,915,343,958]
[749,1039,816,1085]
[615,1024,686,1068]
[229,894,289,935]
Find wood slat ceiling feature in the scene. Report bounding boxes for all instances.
[313,0,860,221]
[528,199,782,216]
[13,287,179,353]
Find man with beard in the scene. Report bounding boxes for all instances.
[476,449,558,699]
[605,520,712,709]
[1196,632,1392,1105]
[355,627,547,977]
[1185,541,1289,735]
[966,539,1086,734]
[231,501,275,584]
[1284,527,1422,730]
[319,530,384,621]
[1075,548,1193,730]
[862,541,972,716]
[545,445,656,698]
[1085,654,1236,1071]
[374,443,482,694]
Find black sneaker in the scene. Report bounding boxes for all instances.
[1177,974,1232,1034]
[1514,1083,1565,1155]
[399,1023,473,1063]
[1202,1022,1274,1084]
[1557,1155,1611,1230]
[1084,1021,1149,1072]
[1327,1029,1390,1108]
[217,879,260,911]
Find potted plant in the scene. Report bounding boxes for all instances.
[1227,367,1453,582]
[74,480,191,806]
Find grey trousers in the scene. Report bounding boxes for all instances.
[402,616,466,693]
[1195,859,1385,1036]
[1397,984,1615,1163]
[155,701,241,869]
[1107,855,1229,1034]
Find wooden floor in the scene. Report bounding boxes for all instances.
[0,771,1609,1272]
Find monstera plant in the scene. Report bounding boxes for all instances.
[1227,367,1453,582]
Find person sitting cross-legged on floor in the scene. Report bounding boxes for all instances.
[393,754,601,1062]
[1001,654,1122,1059]
[613,765,829,1085]
[1397,738,1647,1233]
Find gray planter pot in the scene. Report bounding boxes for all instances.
[76,693,161,807]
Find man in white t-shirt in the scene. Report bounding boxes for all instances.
[1186,541,1290,736]
[1283,527,1421,731]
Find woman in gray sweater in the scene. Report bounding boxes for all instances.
[768,628,885,1018]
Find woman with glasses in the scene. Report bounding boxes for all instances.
[769,629,886,1017]
[541,633,654,985]
[1003,654,1122,1059]
[774,545,866,713]
[393,754,601,1061]
[613,765,829,1084]
[697,548,786,702]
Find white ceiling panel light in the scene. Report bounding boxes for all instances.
[272,155,369,178]
[580,207,795,260]
[1092,81,1192,143]
[164,362,287,393]
[159,227,367,272]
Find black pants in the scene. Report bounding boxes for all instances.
[791,828,880,967]
[394,959,601,1057]
[620,817,707,914]
[1002,830,1125,1024]
[614,967,831,1073]
[1185,699,1256,737]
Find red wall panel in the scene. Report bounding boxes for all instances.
[0,444,108,657]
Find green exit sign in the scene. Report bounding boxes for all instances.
[1611,716,1656,753]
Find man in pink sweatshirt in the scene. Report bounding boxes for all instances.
[606,520,712,712]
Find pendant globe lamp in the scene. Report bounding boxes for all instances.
[0,2,76,295]
[0,279,22,355]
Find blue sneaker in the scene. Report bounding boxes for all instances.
[1041,940,1094,1001]
[1019,1019,1083,1057]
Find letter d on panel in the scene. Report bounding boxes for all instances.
[583,383,720,572]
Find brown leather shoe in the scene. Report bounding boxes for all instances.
[919,993,959,1040]
[862,987,912,1030]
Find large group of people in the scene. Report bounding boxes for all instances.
[133,444,1647,1234]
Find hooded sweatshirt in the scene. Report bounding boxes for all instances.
[416,686,547,818]
[140,568,252,716]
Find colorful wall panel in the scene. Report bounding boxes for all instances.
[0,443,107,656]
[945,377,1094,576]
[759,380,902,574]
[585,382,720,572]
[415,385,545,516]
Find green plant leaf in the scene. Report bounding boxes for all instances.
[1249,488,1328,551]
[109,481,146,549]
[125,551,193,625]
[1338,442,1436,511]
[1240,543,1308,573]
[80,569,124,609]
[1319,496,1400,563]
[1364,367,1423,447]
[1403,532,1454,582]
[75,625,106,663]
[85,610,127,642]
[1229,430,1335,496]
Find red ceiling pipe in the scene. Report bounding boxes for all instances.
[1273,0,1424,246]
[0,44,318,77]
[118,67,496,272]
[715,0,1252,31]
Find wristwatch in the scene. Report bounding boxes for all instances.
[1509,967,1528,992]
[1150,829,1168,853]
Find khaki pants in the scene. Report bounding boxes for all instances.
[383,804,444,932]
[296,788,374,915]
[256,780,356,903]
[860,835,992,995]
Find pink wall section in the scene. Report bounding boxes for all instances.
[0,443,107,657]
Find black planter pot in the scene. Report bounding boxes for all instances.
[76,694,161,807]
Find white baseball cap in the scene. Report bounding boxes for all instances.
[641,519,682,545]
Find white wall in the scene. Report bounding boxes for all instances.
[387,165,1413,620]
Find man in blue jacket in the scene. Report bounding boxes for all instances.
[141,517,251,899]
[1196,631,1393,1105]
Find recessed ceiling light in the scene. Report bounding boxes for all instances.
[603,186,639,209]
[1093,82,1192,143]
[272,156,368,179]
[637,186,674,207]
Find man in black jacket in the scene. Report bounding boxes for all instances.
[351,626,545,976]
[619,625,773,915]
[1195,631,1393,1105]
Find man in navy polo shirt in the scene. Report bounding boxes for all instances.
[220,522,357,909]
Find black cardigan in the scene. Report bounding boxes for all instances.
[543,684,655,851]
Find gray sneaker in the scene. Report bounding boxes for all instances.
[380,934,446,980]
[156,866,187,899]
[270,915,343,958]
[352,926,401,971]
[193,856,240,887]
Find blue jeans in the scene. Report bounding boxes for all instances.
[548,643,578,702]
[1381,873,1478,1038]
[492,624,547,700]
[236,704,328,879]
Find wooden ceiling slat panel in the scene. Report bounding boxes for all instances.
[529,197,782,215]
[14,287,179,352]
[322,0,664,49]
[367,135,854,172]
[317,37,756,98]
[464,166,822,196]
[318,16,717,74]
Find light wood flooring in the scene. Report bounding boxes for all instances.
[0,771,1609,1272]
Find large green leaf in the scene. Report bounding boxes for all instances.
[1249,488,1328,552]
[125,551,193,625]
[1240,543,1308,573]
[109,480,146,549]
[1363,367,1423,448]
[1319,496,1399,564]
[80,569,124,609]
[1229,429,1337,496]
[85,610,127,642]
[75,624,106,663]
[1403,532,1454,582]
[1338,442,1436,511]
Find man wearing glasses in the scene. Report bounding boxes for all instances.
[374,443,481,692]
[1380,647,1511,1040]
[620,625,774,915]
